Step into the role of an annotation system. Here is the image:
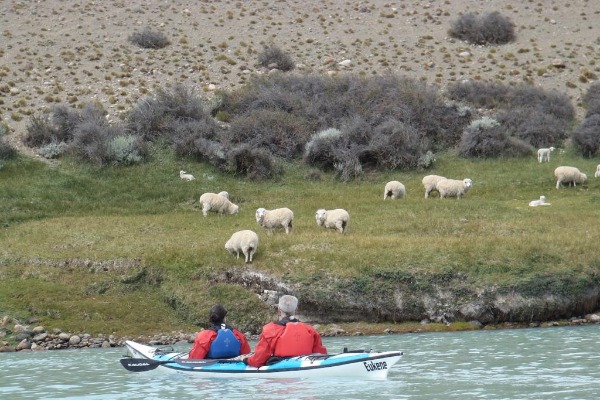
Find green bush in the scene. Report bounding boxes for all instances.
[128,27,169,49]
[225,144,282,180]
[38,142,68,159]
[257,44,295,71]
[458,117,533,158]
[106,135,148,165]
[449,11,515,45]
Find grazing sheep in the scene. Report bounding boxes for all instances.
[529,195,551,207]
[225,230,259,263]
[255,207,294,234]
[554,166,587,189]
[180,170,195,181]
[595,164,600,178]
[537,147,555,163]
[383,181,406,200]
[199,192,239,217]
[436,178,473,199]
[217,191,229,199]
[422,175,447,198]
[315,208,350,234]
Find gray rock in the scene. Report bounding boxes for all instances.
[16,339,32,351]
[15,332,33,341]
[58,332,71,341]
[32,326,45,334]
[69,335,81,345]
[33,333,48,342]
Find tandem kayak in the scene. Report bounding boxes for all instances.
[122,340,403,380]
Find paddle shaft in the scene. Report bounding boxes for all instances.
[120,357,239,372]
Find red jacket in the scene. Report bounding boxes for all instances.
[246,320,327,368]
[189,327,251,359]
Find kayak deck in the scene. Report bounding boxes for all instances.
[123,340,403,380]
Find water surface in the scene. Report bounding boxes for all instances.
[1,325,598,399]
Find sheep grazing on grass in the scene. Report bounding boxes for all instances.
[180,170,195,181]
[422,175,447,198]
[537,147,555,163]
[529,195,551,207]
[554,166,587,189]
[436,178,473,199]
[383,181,406,200]
[199,192,239,217]
[595,164,600,178]
[315,208,350,234]
[225,230,259,263]
[255,207,294,234]
[217,191,229,199]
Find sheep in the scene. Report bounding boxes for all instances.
[225,230,259,263]
[537,147,555,163]
[436,178,473,199]
[383,181,406,200]
[595,164,600,178]
[422,175,447,198]
[199,192,239,217]
[315,208,350,234]
[217,191,230,199]
[529,195,551,207]
[554,166,587,189]
[180,170,195,181]
[255,207,294,234]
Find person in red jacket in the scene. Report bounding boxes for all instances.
[241,295,327,367]
[189,304,251,359]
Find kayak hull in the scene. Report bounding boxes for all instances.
[124,340,402,380]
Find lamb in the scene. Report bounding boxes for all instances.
[537,147,555,163]
[179,170,195,181]
[383,181,406,200]
[422,175,447,198]
[255,207,294,234]
[315,208,350,234]
[554,166,587,189]
[217,191,229,199]
[225,230,259,263]
[199,192,239,216]
[436,178,473,199]
[595,164,600,178]
[529,195,551,207]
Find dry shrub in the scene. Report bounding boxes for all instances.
[128,27,169,49]
[449,11,515,45]
[257,44,295,71]
[571,114,600,157]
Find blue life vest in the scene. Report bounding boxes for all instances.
[206,324,242,359]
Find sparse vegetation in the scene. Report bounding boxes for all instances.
[257,44,295,71]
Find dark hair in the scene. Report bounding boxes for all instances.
[209,304,228,325]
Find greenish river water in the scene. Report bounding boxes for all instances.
[1,325,598,399]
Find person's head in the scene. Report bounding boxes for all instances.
[209,304,228,325]
[278,295,298,317]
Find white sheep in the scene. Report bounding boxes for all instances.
[255,207,294,234]
[554,166,587,189]
[180,170,195,181]
[315,208,350,234]
[529,195,551,207]
[199,192,239,217]
[383,181,406,200]
[537,147,555,163]
[225,230,259,263]
[436,178,473,199]
[422,175,447,198]
[595,164,600,178]
[218,191,229,199]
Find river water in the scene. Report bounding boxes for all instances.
[1,325,598,399]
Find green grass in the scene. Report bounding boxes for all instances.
[1,148,600,337]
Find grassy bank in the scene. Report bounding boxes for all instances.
[1,147,600,337]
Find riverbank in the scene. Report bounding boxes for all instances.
[2,313,599,353]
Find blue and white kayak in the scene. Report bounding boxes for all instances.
[122,340,403,380]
